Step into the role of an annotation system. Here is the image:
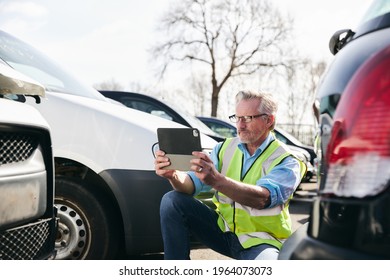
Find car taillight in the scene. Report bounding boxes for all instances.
[323,46,390,198]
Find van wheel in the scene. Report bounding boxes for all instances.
[54,176,119,259]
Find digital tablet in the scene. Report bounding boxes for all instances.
[157,128,202,171]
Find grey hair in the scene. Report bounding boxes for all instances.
[235,90,278,130]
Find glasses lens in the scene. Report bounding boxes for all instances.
[242,116,251,123]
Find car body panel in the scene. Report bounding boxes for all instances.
[99,169,172,254]
[0,97,48,128]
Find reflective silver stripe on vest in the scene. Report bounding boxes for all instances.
[218,212,232,232]
[216,192,282,216]
[238,232,286,245]
[260,142,291,175]
[238,204,282,216]
[221,138,240,175]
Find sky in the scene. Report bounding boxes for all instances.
[0,0,372,91]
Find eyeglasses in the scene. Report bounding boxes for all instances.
[229,114,268,123]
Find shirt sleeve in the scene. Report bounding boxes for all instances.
[258,156,302,208]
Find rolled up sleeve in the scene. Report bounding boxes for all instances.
[257,156,302,208]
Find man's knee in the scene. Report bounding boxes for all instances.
[160,190,192,217]
[161,190,190,205]
[254,245,279,260]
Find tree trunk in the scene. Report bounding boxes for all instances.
[211,86,220,117]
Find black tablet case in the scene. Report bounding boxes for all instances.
[157,128,202,171]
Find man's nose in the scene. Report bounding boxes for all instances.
[237,120,246,128]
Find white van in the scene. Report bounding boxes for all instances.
[0,63,57,259]
[0,30,217,259]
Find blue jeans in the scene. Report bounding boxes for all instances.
[160,190,279,260]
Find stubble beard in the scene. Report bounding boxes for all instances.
[238,130,254,144]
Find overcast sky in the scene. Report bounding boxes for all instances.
[0,0,372,90]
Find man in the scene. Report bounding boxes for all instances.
[154,90,305,260]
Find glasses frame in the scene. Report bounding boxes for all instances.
[228,114,268,123]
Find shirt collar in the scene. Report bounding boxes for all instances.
[237,132,275,156]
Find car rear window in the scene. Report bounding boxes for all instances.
[359,0,390,24]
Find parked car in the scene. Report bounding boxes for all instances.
[279,0,390,259]
[197,116,316,182]
[100,91,225,142]
[0,63,57,259]
[273,127,316,166]
[196,116,237,138]
[0,30,217,259]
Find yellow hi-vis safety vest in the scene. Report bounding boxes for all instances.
[212,137,307,250]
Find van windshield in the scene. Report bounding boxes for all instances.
[0,30,106,101]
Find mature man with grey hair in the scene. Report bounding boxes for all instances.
[154,90,306,260]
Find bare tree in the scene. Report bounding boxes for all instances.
[282,59,326,141]
[93,78,124,91]
[187,72,209,115]
[151,0,294,116]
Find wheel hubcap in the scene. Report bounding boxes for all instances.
[55,202,90,259]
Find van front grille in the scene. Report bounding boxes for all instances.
[0,132,38,165]
[0,218,53,260]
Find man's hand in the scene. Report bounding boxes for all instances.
[191,151,222,186]
[154,150,176,179]
[191,151,270,209]
[154,149,195,195]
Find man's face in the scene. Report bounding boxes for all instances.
[235,99,272,146]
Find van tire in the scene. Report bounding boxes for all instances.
[54,176,119,259]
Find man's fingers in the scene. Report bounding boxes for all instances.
[192,151,212,163]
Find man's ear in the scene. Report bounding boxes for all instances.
[267,115,276,129]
